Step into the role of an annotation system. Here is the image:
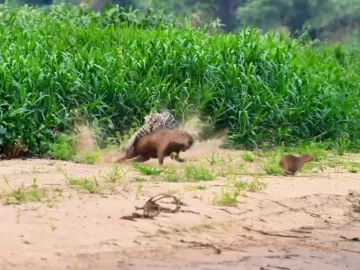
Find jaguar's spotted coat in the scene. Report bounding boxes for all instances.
[124,108,179,154]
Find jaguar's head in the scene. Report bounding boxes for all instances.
[144,113,161,131]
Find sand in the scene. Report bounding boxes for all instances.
[0,138,359,270]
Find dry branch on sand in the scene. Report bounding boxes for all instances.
[120,193,182,221]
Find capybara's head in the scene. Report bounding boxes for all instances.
[300,154,313,163]
[176,130,194,151]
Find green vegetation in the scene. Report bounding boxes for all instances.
[132,162,215,182]
[0,3,360,158]
[48,134,76,160]
[1,176,48,205]
[134,0,360,43]
[212,174,268,207]
[132,163,163,175]
[48,133,100,163]
[131,176,147,182]
[184,164,215,181]
[185,184,207,191]
[101,165,127,182]
[12,1,360,43]
[65,175,100,193]
[242,152,255,163]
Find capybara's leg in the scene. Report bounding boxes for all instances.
[116,154,127,163]
[172,152,185,163]
[284,170,295,176]
[132,155,150,163]
[157,151,165,166]
[116,150,138,163]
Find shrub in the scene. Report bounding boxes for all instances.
[0,3,360,157]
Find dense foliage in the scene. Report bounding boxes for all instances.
[6,0,360,42]
[142,0,360,42]
[0,3,360,156]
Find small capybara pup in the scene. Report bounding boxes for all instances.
[117,128,194,166]
[279,154,314,176]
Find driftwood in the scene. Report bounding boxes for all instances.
[120,193,181,221]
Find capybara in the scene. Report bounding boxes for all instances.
[117,128,194,166]
[279,154,314,176]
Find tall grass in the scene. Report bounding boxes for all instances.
[0,3,360,156]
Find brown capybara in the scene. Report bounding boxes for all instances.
[279,154,314,176]
[117,128,194,166]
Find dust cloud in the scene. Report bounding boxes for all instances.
[179,115,229,155]
[74,124,97,154]
[72,115,229,164]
